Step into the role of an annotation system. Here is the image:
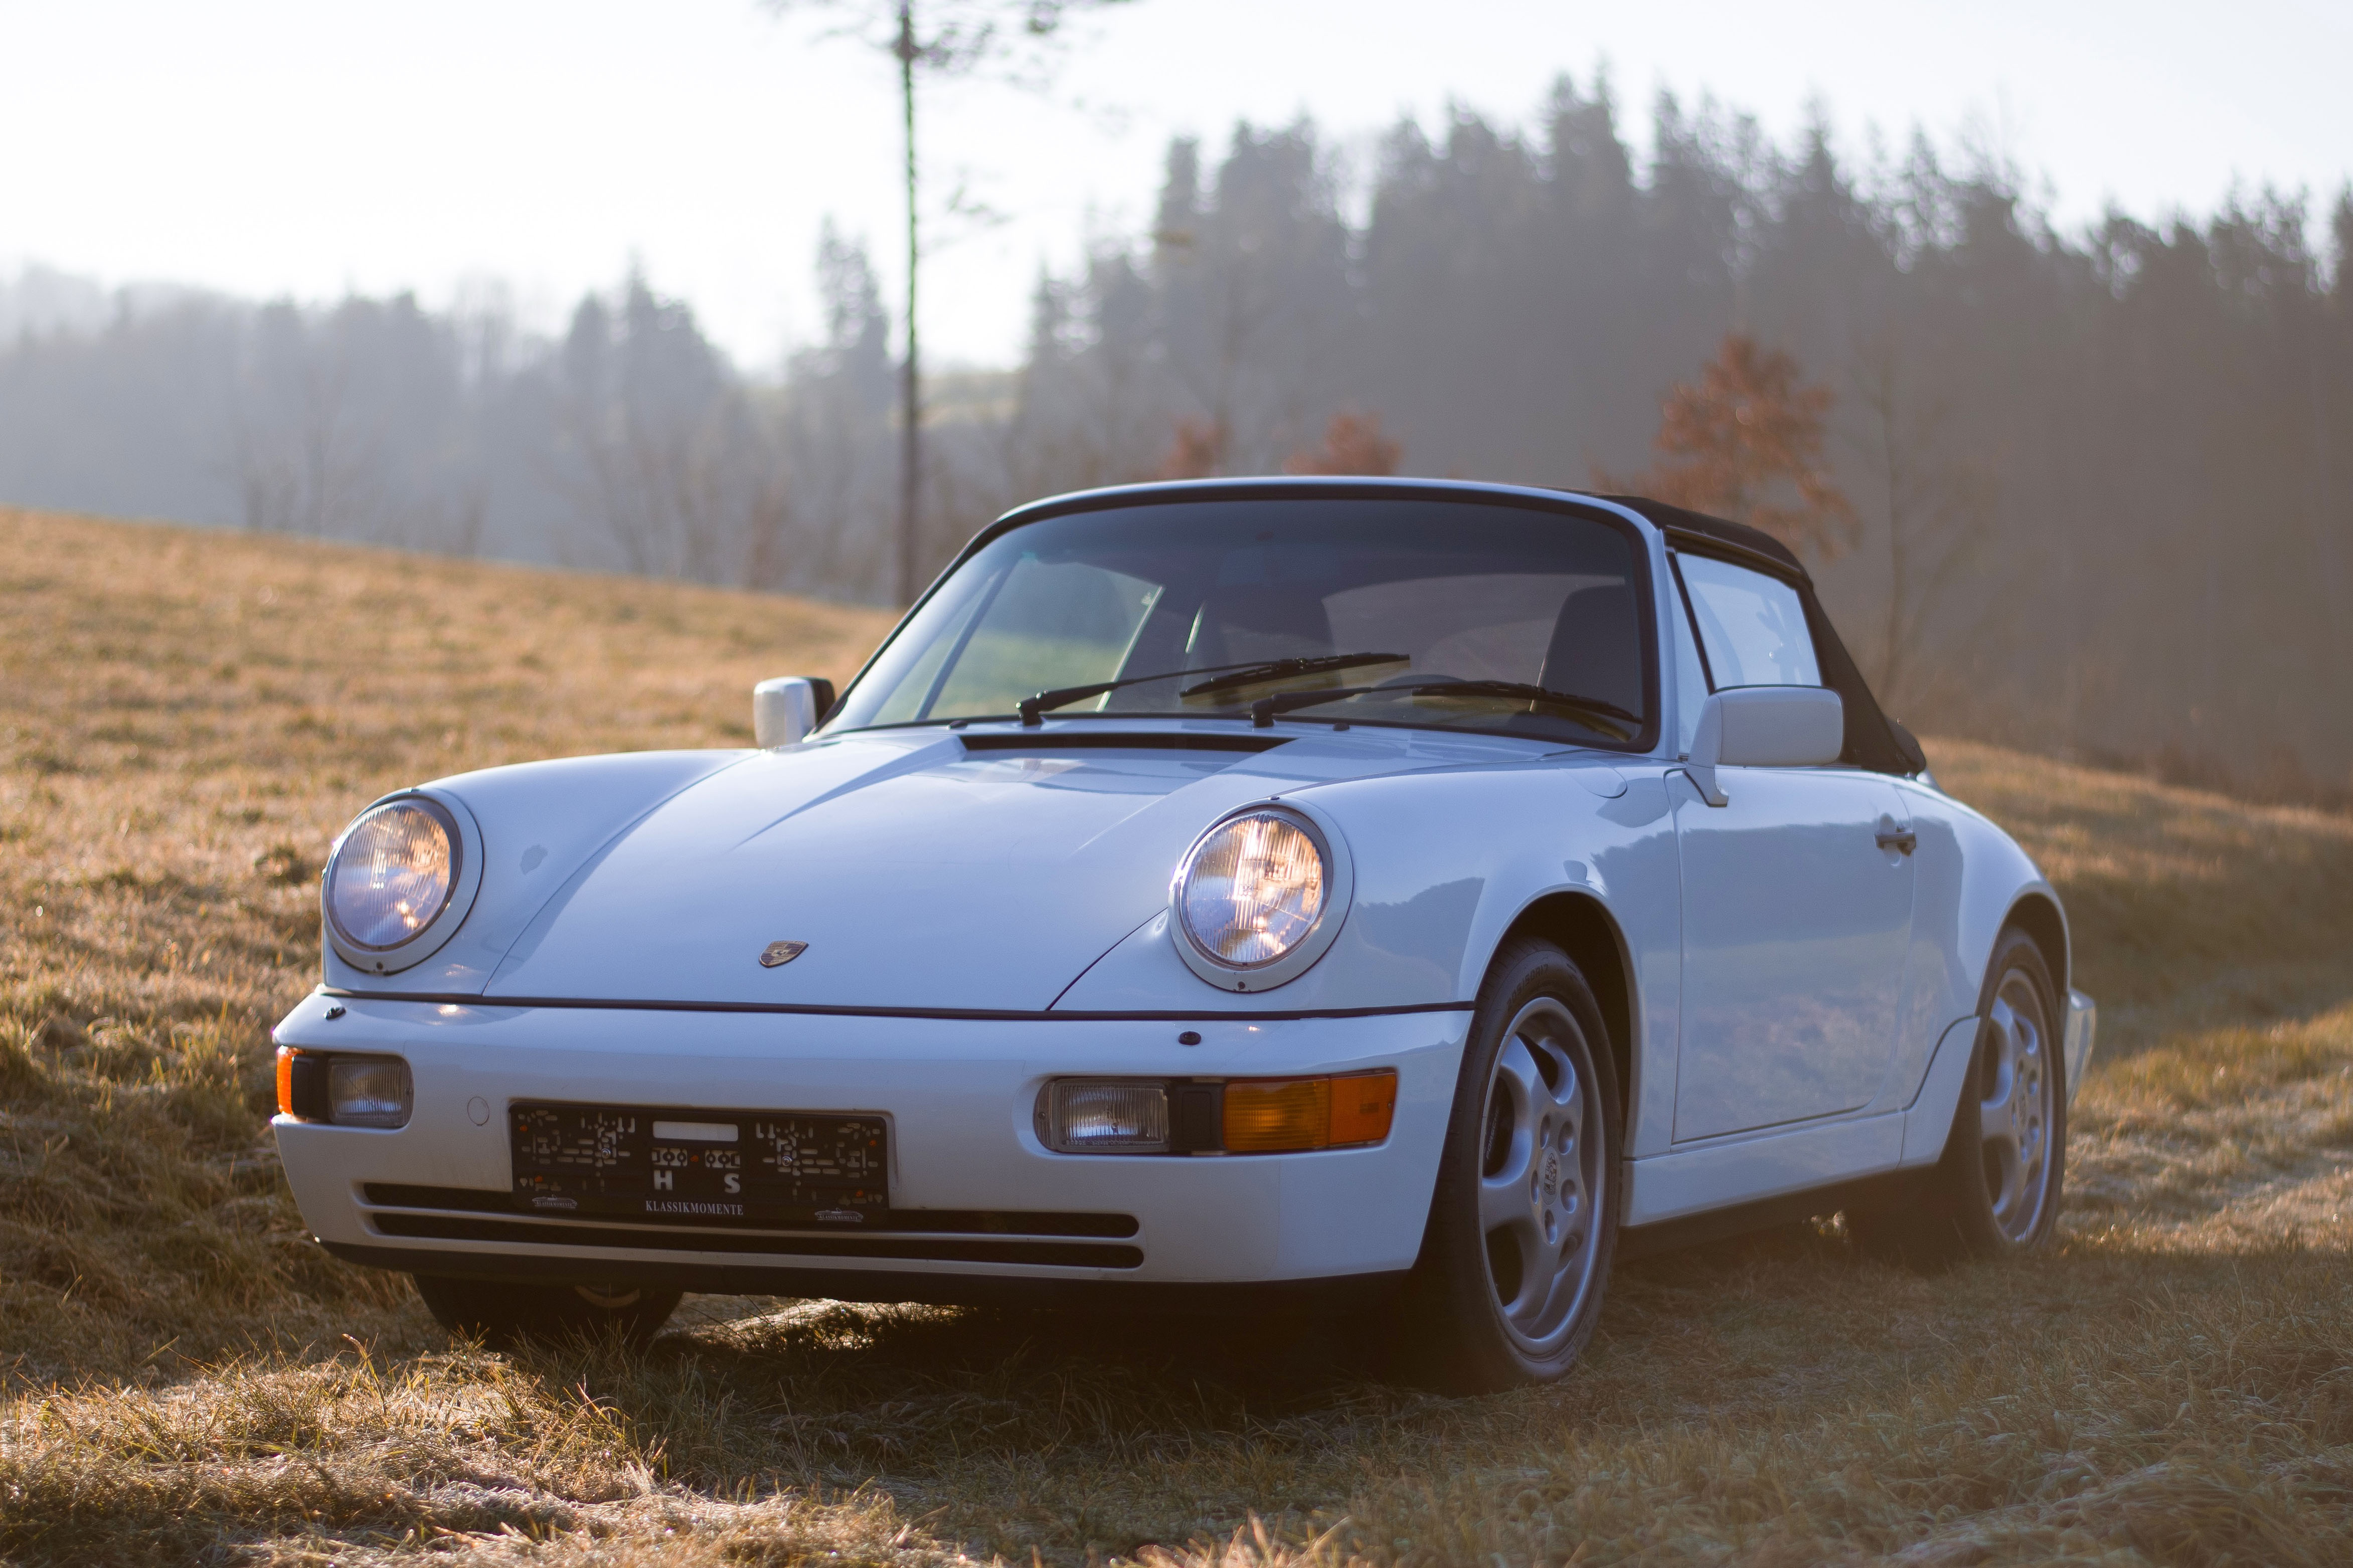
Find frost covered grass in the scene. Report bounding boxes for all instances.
[4,507,2351,1564]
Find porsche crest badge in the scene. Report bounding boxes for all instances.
[758,940,808,968]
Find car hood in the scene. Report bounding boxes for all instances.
[473,726,1499,1011]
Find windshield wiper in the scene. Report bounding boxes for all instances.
[1016,651,1410,726]
[1396,680,1639,726]
[1176,651,1410,698]
[1240,679,1640,735]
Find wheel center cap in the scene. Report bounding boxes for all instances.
[1541,1155,1560,1203]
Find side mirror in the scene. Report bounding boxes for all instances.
[1684,686,1844,805]
[752,676,834,748]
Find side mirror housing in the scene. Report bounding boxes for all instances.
[753,676,834,748]
[1684,686,1844,805]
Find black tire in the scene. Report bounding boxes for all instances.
[412,1274,683,1349]
[1848,927,2067,1266]
[1399,938,1623,1393]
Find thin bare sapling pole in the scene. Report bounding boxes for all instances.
[895,0,920,606]
[762,0,1134,604]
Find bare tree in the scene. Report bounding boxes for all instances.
[1142,128,1359,478]
[226,302,384,540]
[761,0,1134,602]
[1000,258,1164,494]
[553,278,786,583]
[1848,333,1994,711]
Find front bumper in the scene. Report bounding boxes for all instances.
[272,992,1468,1291]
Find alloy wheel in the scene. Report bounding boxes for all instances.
[1476,997,1608,1355]
[1977,969,2055,1243]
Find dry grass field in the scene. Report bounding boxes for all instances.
[4,505,2352,1566]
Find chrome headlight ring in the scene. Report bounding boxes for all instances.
[1169,799,1354,993]
[321,789,484,975]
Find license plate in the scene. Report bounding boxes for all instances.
[509,1102,887,1227]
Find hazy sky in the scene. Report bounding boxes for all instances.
[3,0,2347,368]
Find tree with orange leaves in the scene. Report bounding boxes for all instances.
[1283,409,1402,475]
[1153,415,1227,479]
[1597,334,1856,560]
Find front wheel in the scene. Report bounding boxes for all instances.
[1400,939,1622,1393]
[412,1274,682,1349]
[1850,927,2066,1265]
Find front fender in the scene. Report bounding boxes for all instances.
[320,750,752,996]
[1049,759,1685,1149]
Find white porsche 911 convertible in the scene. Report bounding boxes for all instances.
[273,477,2094,1390]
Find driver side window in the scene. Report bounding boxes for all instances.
[1674,553,1821,689]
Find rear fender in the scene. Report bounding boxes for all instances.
[1877,774,2071,1114]
[1897,880,2076,1165]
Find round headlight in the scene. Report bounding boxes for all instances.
[1176,809,1330,970]
[326,798,461,952]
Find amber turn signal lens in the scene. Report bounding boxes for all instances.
[1329,1070,1399,1145]
[275,1046,297,1117]
[1222,1078,1329,1152]
[1221,1070,1397,1152]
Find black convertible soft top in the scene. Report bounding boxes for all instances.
[1592,495,1809,581]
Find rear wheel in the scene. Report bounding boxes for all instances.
[412,1274,682,1348]
[1850,928,2065,1264]
[1401,939,1621,1392]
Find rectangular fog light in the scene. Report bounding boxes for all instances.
[326,1056,413,1129]
[1044,1079,1169,1153]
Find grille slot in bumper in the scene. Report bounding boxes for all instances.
[358,1184,1144,1268]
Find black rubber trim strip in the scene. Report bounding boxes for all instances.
[317,989,1475,1022]
[371,1210,1143,1268]
[1602,494,1809,578]
[361,1183,1140,1238]
[287,1051,332,1120]
[957,731,1287,754]
[1665,553,1718,693]
[321,1239,1409,1314]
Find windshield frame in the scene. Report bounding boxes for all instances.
[820,479,1664,754]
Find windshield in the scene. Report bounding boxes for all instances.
[829,496,1655,748]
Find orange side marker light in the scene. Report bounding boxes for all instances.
[1329,1069,1398,1146]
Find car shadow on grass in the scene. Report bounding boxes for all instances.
[480,1222,1946,1502]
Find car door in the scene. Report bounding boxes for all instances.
[1668,552,1918,1142]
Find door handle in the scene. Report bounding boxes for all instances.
[1875,826,1917,855]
